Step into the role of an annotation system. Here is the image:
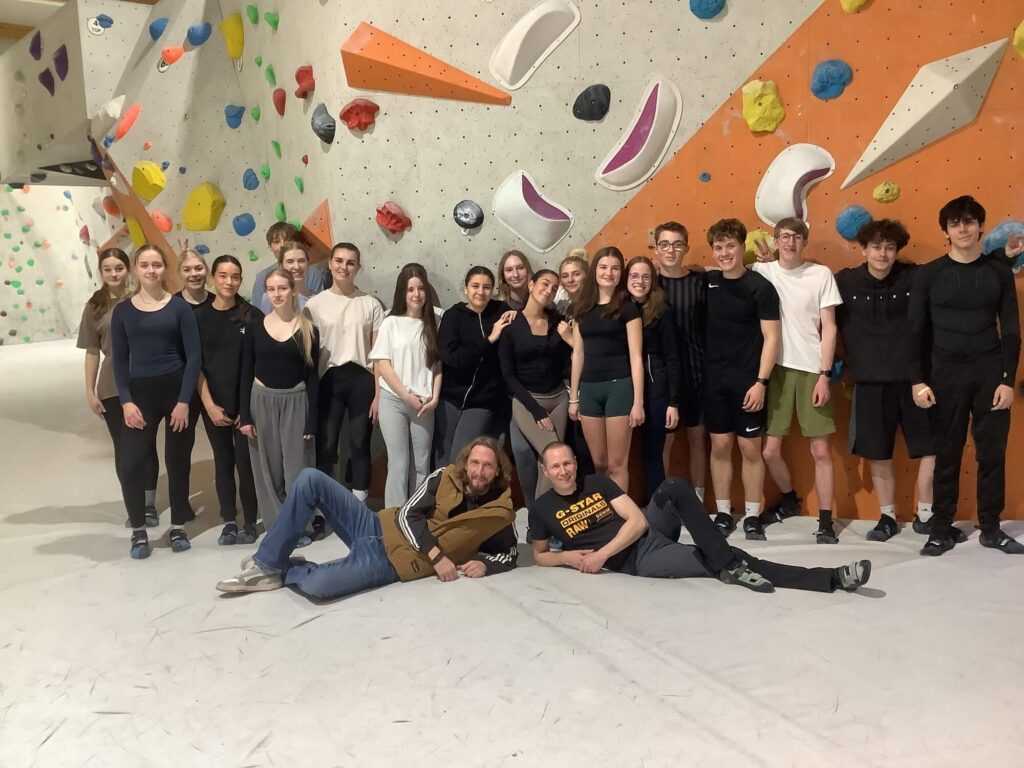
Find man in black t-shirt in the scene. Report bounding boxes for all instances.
[702,219,780,542]
[528,443,871,594]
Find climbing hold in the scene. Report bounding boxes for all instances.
[811,59,853,100]
[250,106,261,123]
[126,217,146,246]
[840,0,868,12]
[149,17,169,41]
[55,280,64,289]
[245,5,259,24]
[101,135,114,148]
[29,31,42,60]
[195,245,210,256]
[274,202,287,222]
[248,250,259,262]
[182,182,226,231]
[187,22,213,47]
[143,140,152,150]
[260,164,271,181]
[339,98,379,130]
[294,176,304,193]
[1014,20,1024,60]
[150,209,173,233]
[178,166,187,175]
[220,13,244,60]
[453,200,484,233]
[254,55,263,68]
[243,168,260,190]
[741,79,785,133]
[233,213,257,236]
[311,103,336,143]
[294,65,315,98]
[87,15,113,36]
[102,196,120,217]
[53,44,68,80]
[225,104,245,128]
[699,172,712,183]
[744,230,775,265]
[271,140,282,158]
[573,84,610,121]
[160,161,170,170]
[872,181,900,203]
[376,201,412,234]
[38,69,55,96]
[114,102,142,140]
[273,88,286,116]
[264,64,276,86]
[162,45,185,65]
[982,220,1024,258]
[836,205,872,240]
[79,225,90,245]
[131,161,166,202]
[690,0,725,20]
[301,154,309,165]
[264,12,280,31]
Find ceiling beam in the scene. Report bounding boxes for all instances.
[0,21,31,39]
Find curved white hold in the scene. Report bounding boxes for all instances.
[754,143,836,227]
[595,77,682,191]
[89,94,125,139]
[492,170,574,253]
[489,0,580,91]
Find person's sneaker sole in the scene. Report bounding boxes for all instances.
[837,560,872,592]
[979,532,1024,554]
[216,576,283,593]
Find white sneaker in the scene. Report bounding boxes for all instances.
[216,564,283,593]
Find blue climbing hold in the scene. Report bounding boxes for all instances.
[62,190,72,201]
[149,17,169,41]
[811,59,853,100]
[233,213,257,237]
[690,0,725,20]
[836,205,872,240]
[983,219,1024,270]
[101,135,114,148]
[242,168,260,190]
[224,104,245,129]
[194,244,210,255]
[186,22,212,47]
[96,14,114,29]
[160,161,170,170]
[699,172,712,183]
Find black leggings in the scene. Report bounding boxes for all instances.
[120,370,198,528]
[202,411,258,524]
[101,396,158,493]
[316,363,375,489]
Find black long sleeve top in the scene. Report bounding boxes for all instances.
[437,300,509,409]
[498,309,571,420]
[195,301,263,417]
[640,305,682,406]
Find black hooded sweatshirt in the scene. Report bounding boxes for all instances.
[438,299,510,409]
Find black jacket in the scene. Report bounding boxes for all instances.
[438,300,510,409]
[640,305,682,406]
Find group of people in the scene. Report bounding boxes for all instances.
[77,194,1022,600]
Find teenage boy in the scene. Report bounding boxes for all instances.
[752,217,843,543]
[529,443,871,595]
[653,221,708,501]
[704,219,780,541]
[250,222,325,308]
[910,196,1023,556]
[835,220,938,542]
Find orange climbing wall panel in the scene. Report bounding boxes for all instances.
[300,199,333,265]
[588,2,1024,521]
[340,22,512,106]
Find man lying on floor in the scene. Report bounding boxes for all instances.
[529,442,871,594]
[217,436,518,598]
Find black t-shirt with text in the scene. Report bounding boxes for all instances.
[705,269,780,381]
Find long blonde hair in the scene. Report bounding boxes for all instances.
[130,244,170,294]
[265,267,315,366]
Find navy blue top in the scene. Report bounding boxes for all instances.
[111,294,202,405]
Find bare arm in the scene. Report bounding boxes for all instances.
[758,318,780,380]
[818,306,837,372]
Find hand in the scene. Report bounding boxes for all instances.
[755,237,775,262]
[992,383,1014,410]
[303,433,315,441]
[433,556,458,582]
[665,405,679,430]
[458,560,487,578]
[579,550,609,574]
[488,312,515,342]
[1006,234,1024,259]
[629,402,645,428]
[537,416,555,432]
[87,392,105,417]
[369,396,379,424]
[912,383,936,409]
[561,549,594,570]
[169,402,190,432]
[568,402,580,422]
[207,403,233,427]
[743,381,766,412]
[123,402,146,429]
[557,320,574,346]
[404,392,425,410]
[811,377,831,408]
[416,397,438,418]
[240,424,256,438]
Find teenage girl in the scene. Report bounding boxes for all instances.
[110,245,201,559]
[555,249,588,315]
[496,249,533,310]
[177,249,213,308]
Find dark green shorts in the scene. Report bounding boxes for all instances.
[579,378,634,418]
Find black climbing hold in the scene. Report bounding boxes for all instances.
[573,84,611,121]
[453,200,484,232]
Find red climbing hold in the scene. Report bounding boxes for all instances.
[273,88,286,116]
[340,98,380,131]
[79,225,91,245]
[150,209,172,233]
[115,102,142,140]
[162,45,184,64]
[294,65,315,98]
[375,201,411,234]
[301,155,309,165]
[102,196,121,217]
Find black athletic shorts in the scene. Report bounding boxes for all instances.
[849,381,935,460]
[668,377,704,432]
[704,376,766,438]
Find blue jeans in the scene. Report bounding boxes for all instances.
[254,468,399,600]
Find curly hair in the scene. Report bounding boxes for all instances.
[451,436,512,495]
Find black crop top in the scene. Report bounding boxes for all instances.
[239,316,320,434]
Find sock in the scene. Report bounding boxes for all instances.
[879,504,896,522]
[695,487,705,503]
[145,490,156,507]
[132,526,146,533]
[743,501,760,520]
[916,502,933,522]
[352,489,368,502]
[171,524,184,532]
[715,500,731,516]
[818,509,833,527]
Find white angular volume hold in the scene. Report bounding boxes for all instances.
[841,39,1008,189]
[492,170,574,253]
[755,143,836,228]
[489,0,581,90]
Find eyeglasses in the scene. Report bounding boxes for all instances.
[777,232,805,242]
[628,273,652,283]
[656,241,687,252]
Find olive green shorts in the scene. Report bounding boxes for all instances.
[765,366,835,438]
[579,378,634,418]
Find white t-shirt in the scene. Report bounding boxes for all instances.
[752,260,842,374]
[305,289,384,376]
[369,315,435,398]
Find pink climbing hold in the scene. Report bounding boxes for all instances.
[375,201,411,234]
[273,88,286,116]
[143,140,153,150]
[340,98,380,131]
[294,65,315,98]
[79,225,90,245]
[150,209,172,233]
[115,102,142,140]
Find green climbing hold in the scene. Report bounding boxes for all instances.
[14,266,21,273]
[271,140,281,159]
[265,65,276,87]
[11,280,22,288]
[0,208,7,215]
[251,106,261,123]
[274,202,286,222]
[21,225,30,233]
[246,5,259,24]
[255,55,263,68]
[260,164,271,181]
[16,206,25,212]
[20,315,27,322]
[35,279,44,286]
[27,258,34,266]
[22,336,29,343]
[294,176,304,193]
[248,250,259,262]
[2,233,10,239]
[264,12,280,31]
[32,242,41,249]
[48,328,55,333]
[12,246,20,253]
[288,219,301,231]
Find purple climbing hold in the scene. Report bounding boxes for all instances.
[149,17,169,41]
[53,45,68,81]
[38,68,55,96]
[187,22,212,47]
[29,32,42,61]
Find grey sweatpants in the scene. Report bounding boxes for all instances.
[247,383,315,532]
[378,389,434,507]
[436,399,500,466]
[510,388,568,504]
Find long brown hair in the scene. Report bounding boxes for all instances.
[625,255,666,326]
[87,248,130,320]
[496,249,533,304]
[265,267,315,366]
[452,436,512,495]
[388,263,440,368]
[571,246,628,320]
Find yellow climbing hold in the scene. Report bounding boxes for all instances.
[745,230,775,265]
[741,79,785,133]
[125,216,146,247]
[181,182,226,231]
[872,181,901,203]
[1013,19,1024,60]
[840,0,868,12]
[220,13,245,60]
[131,161,166,202]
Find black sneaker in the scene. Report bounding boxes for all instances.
[835,560,872,592]
[866,516,899,542]
[145,505,160,528]
[949,525,968,544]
[236,524,258,545]
[169,528,191,553]
[719,560,774,593]
[978,528,1024,555]
[815,521,839,544]
[743,516,766,541]
[311,514,327,541]
[760,496,801,525]
[920,535,954,556]
[713,512,737,537]
[912,515,931,535]
[130,530,150,560]
[218,522,238,546]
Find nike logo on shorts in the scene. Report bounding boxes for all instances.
[744,426,759,433]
